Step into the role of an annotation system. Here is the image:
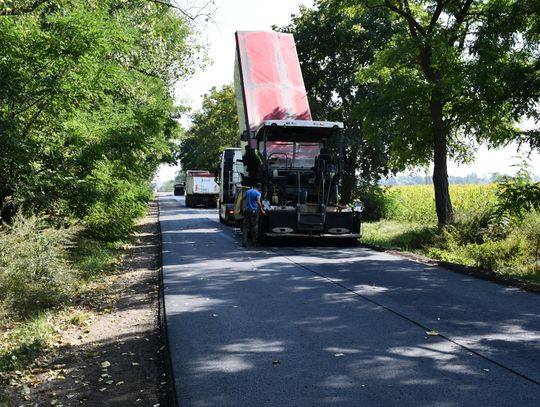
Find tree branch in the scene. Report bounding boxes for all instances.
[20,101,47,139]
[427,0,447,35]
[10,92,50,118]
[456,20,469,50]
[453,0,475,28]
[384,0,425,37]
[144,0,215,23]
[127,64,161,79]
[440,0,474,48]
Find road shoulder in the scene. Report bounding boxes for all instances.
[360,242,540,294]
[1,201,166,407]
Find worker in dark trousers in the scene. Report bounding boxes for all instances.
[240,183,266,247]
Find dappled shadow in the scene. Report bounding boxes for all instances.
[158,195,540,406]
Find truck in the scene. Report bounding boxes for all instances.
[184,170,219,208]
[218,148,243,225]
[173,182,185,196]
[232,31,362,241]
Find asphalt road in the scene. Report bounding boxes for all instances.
[159,194,540,407]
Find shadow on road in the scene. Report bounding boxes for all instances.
[159,196,540,407]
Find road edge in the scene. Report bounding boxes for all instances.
[157,195,180,407]
[360,242,540,295]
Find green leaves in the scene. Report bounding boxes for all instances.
[178,85,240,174]
[468,0,540,147]
[0,0,202,238]
[495,161,540,220]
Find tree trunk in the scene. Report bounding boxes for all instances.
[430,97,454,226]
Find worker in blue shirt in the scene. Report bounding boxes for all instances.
[240,182,266,247]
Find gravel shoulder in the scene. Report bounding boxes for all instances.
[1,200,166,407]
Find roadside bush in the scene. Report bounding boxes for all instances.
[513,213,540,277]
[0,214,75,318]
[453,206,494,244]
[355,183,392,221]
[494,164,540,219]
[83,179,152,242]
[465,239,525,272]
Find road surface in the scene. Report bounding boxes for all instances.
[159,194,540,406]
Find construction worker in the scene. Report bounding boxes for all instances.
[240,182,266,247]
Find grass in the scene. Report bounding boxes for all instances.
[359,180,540,285]
[71,235,121,281]
[69,311,94,327]
[0,218,125,379]
[0,313,53,373]
[361,221,438,252]
[362,218,540,285]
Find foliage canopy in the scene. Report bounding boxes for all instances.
[0,0,202,239]
[178,84,240,174]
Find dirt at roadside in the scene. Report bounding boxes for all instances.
[2,200,167,407]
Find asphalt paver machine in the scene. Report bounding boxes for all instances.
[234,31,362,240]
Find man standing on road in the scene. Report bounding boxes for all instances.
[240,182,266,247]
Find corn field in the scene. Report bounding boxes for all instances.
[385,184,498,223]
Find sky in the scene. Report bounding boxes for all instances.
[155,0,539,183]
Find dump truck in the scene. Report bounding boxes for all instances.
[218,148,243,225]
[232,31,362,240]
[184,170,219,208]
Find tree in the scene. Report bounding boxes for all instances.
[178,84,240,174]
[282,1,538,223]
[468,0,540,150]
[279,1,399,204]
[0,0,204,238]
[356,0,478,225]
[351,0,539,225]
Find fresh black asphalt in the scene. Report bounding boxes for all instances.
[159,194,540,406]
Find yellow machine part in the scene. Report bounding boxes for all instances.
[234,186,249,221]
